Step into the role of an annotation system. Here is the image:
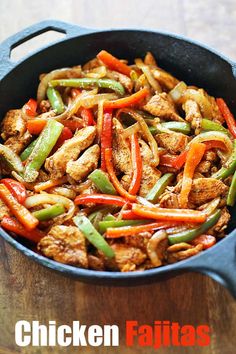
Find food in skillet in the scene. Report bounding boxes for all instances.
[0,50,235,271]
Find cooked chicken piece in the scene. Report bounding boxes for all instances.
[106,70,133,93]
[38,225,88,268]
[124,232,152,250]
[182,99,202,134]
[189,178,228,205]
[83,58,101,71]
[1,109,25,140]
[4,130,32,154]
[155,132,189,154]
[167,243,203,263]
[0,199,10,221]
[66,145,100,182]
[197,152,218,175]
[112,118,132,175]
[88,254,105,271]
[139,140,161,197]
[159,192,179,208]
[208,207,231,236]
[144,93,183,121]
[38,100,51,113]
[45,126,96,178]
[105,244,147,272]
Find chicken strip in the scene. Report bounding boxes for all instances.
[189,178,228,205]
[105,244,147,272]
[45,126,96,178]
[155,132,189,154]
[208,207,231,236]
[38,225,88,268]
[106,69,133,93]
[1,109,26,140]
[182,99,202,134]
[112,118,132,175]
[4,130,32,154]
[66,145,100,182]
[144,93,184,121]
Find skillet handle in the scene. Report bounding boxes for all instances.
[0,20,93,79]
[182,235,236,299]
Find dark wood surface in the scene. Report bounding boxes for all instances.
[0,1,236,353]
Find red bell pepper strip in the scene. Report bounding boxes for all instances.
[216,98,236,138]
[27,118,83,135]
[74,193,128,207]
[1,179,26,204]
[179,142,206,208]
[203,140,227,151]
[191,234,216,249]
[117,209,150,220]
[105,148,137,201]
[160,154,180,168]
[1,216,44,243]
[105,221,178,238]
[51,127,73,153]
[27,118,47,135]
[132,203,207,223]
[97,50,131,76]
[0,184,39,230]
[129,134,142,194]
[24,98,37,117]
[101,111,113,171]
[103,88,149,110]
[80,107,96,126]
[171,150,188,169]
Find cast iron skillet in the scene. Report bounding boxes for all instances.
[0,20,235,297]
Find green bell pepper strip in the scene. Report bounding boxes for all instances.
[212,140,236,180]
[32,203,65,221]
[20,139,38,161]
[103,214,116,221]
[24,120,63,182]
[49,78,125,96]
[227,170,236,206]
[201,118,229,135]
[146,173,174,202]
[88,169,117,195]
[0,144,24,174]
[149,122,191,135]
[46,87,65,114]
[98,219,149,234]
[168,210,221,245]
[73,215,114,258]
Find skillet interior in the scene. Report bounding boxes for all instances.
[0,29,236,288]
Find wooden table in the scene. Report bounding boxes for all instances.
[0,1,235,353]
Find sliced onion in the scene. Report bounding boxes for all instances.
[123,122,140,138]
[136,196,157,208]
[37,67,82,102]
[180,88,212,117]
[49,187,76,200]
[96,99,105,143]
[80,93,117,108]
[53,89,97,121]
[201,197,220,216]
[25,192,75,224]
[189,131,233,158]
[135,58,162,93]
[85,66,107,79]
[169,81,187,102]
[117,109,159,166]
